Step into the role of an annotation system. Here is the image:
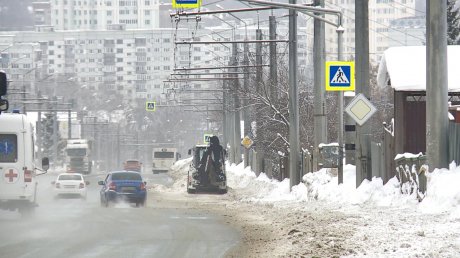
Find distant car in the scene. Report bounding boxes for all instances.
[52,173,88,199]
[123,159,142,172]
[98,171,147,207]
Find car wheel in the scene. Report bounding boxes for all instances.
[101,196,109,207]
[136,199,146,207]
[187,188,196,194]
[219,188,228,194]
[19,204,35,218]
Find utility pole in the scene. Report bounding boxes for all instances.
[355,0,372,185]
[243,42,250,168]
[426,1,448,169]
[269,15,278,100]
[255,28,264,175]
[117,124,120,168]
[232,42,242,164]
[313,0,327,172]
[289,0,300,188]
[37,91,42,161]
[52,96,58,166]
[222,79,227,151]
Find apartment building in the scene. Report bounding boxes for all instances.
[0,19,311,107]
[325,0,419,64]
[0,27,226,103]
[0,41,44,97]
[50,0,160,30]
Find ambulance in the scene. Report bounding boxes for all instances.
[0,111,49,215]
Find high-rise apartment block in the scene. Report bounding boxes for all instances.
[50,0,160,30]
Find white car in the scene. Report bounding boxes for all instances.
[52,173,88,199]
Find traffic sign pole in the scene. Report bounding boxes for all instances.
[337,25,344,185]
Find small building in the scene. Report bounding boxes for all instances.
[377,45,460,157]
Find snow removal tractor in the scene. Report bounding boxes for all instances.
[187,145,227,194]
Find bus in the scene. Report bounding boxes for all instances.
[152,148,180,174]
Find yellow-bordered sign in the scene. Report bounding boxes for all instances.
[172,0,202,9]
[325,61,355,91]
[146,101,156,112]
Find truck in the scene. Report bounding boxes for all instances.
[186,145,227,194]
[65,139,92,174]
[0,111,49,216]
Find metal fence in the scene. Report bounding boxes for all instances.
[394,153,427,201]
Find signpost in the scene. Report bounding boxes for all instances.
[145,101,156,112]
[345,93,377,126]
[172,0,202,9]
[325,61,355,92]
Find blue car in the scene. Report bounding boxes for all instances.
[98,171,147,207]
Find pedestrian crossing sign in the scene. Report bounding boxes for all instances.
[146,101,156,112]
[172,0,202,9]
[325,61,355,91]
[203,134,213,144]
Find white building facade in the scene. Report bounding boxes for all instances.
[50,0,160,30]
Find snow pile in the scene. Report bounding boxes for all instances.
[418,163,460,217]
[148,158,191,192]
[225,161,460,215]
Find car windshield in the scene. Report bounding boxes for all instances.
[112,173,142,181]
[126,161,139,165]
[58,175,82,181]
[66,148,87,156]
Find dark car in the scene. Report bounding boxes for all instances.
[98,171,147,207]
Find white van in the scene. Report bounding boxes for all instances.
[0,112,49,215]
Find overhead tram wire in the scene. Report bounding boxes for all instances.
[324,2,425,43]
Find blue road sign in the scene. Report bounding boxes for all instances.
[146,101,156,111]
[325,61,355,91]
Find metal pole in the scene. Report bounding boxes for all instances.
[37,91,42,161]
[313,0,327,172]
[289,0,300,188]
[243,42,250,168]
[170,6,276,17]
[426,1,449,169]
[269,15,278,100]
[232,42,242,164]
[117,124,120,168]
[175,39,289,45]
[222,79,228,153]
[255,28,264,174]
[256,29,263,93]
[174,65,269,71]
[68,109,71,139]
[337,25,345,184]
[355,0,372,187]
[52,96,58,166]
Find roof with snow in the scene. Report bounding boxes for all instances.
[377,45,460,92]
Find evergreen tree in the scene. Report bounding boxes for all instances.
[448,0,460,45]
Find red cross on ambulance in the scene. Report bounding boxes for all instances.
[4,168,18,183]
